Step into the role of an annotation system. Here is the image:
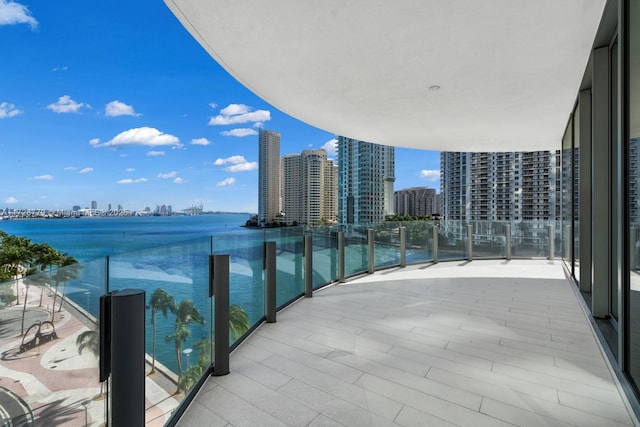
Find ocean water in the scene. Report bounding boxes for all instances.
[0,214,251,262]
[0,214,269,373]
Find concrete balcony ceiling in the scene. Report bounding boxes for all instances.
[164,0,605,152]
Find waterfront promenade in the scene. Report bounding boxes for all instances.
[0,279,179,426]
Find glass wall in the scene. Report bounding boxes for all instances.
[627,0,640,396]
[562,117,574,269]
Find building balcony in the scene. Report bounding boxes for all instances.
[178,260,635,427]
[1,221,636,426]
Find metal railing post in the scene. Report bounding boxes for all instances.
[432,225,439,264]
[211,254,230,376]
[467,224,473,261]
[368,229,375,274]
[338,231,345,283]
[264,241,276,323]
[304,235,313,297]
[505,224,511,260]
[548,224,555,260]
[399,227,406,267]
[107,289,146,427]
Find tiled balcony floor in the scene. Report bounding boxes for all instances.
[177,260,637,427]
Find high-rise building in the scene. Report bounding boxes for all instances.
[258,129,281,225]
[394,187,439,217]
[91,200,97,210]
[337,137,395,225]
[281,149,337,225]
[440,151,559,222]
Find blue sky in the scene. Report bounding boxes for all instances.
[0,0,440,213]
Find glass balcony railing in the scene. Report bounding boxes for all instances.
[0,219,562,426]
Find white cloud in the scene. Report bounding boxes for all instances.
[47,95,89,114]
[91,127,181,148]
[0,102,22,118]
[209,103,270,126]
[216,177,236,187]
[0,0,37,28]
[174,177,186,184]
[419,169,440,181]
[157,171,177,179]
[212,155,257,172]
[191,137,211,146]
[125,168,135,172]
[322,138,338,157]
[52,66,68,72]
[78,167,93,174]
[209,102,218,109]
[213,155,247,166]
[117,177,148,184]
[33,174,53,180]
[105,100,138,117]
[221,128,258,137]
[64,166,77,171]
[4,196,18,204]
[147,150,165,156]
[225,162,257,172]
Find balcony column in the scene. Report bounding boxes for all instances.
[304,234,313,297]
[432,225,439,264]
[467,224,473,261]
[264,241,276,323]
[338,231,345,283]
[548,225,555,260]
[368,229,375,274]
[399,227,406,267]
[505,224,511,260]
[211,254,230,376]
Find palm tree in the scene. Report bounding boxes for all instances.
[148,288,176,374]
[51,255,79,319]
[30,243,62,307]
[166,299,204,393]
[76,328,99,356]
[0,236,33,306]
[229,304,250,341]
[21,270,47,335]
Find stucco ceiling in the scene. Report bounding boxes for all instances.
[165,1,606,152]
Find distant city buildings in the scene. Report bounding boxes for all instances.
[337,136,395,225]
[440,151,559,222]
[394,187,441,217]
[258,129,281,225]
[281,149,338,225]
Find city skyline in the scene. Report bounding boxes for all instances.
[0,0,440,213]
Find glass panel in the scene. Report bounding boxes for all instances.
[628,0,640,387]
[562,118,573,265]
[267,227,305,307]
[311,227,338,289]
[511,220,550,258]
[374,222,400,269]
[344,225,368,276]
[573,100,581,282]
[612,37,620,321]
[471,220,506,258]
[438,220,466,260]
[0,252,107,426]
[108,237,211,420]
[404,220,434,264]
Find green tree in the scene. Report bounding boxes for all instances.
[148,288,176,374]
[229,304,250,341]
[51,255,79,320]
[31,243,62,307]
[0,235,34,306]
[166,299,204,393]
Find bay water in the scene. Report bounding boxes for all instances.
[0,213,268,373]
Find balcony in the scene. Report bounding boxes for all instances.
[178,260,635,426]
[0,221,635,426]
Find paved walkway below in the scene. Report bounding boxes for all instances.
[178,260,637,427]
